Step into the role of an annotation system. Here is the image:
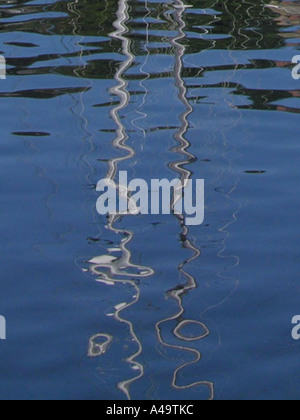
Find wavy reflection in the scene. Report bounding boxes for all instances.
[87,0,154,400]
[155,0,214,400]
[131,0,151,140]
[268,1,300,37]
[1,0,298,402]
[86,0,278,400]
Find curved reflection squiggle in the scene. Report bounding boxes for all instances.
[155,0,214,400]
[89,221,153,399]
[107,0,135,182]
[131,0,151,141]
[88,0,154,400]
[88,333,113,357]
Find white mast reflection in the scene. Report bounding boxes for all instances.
[155,0,214,400]
[87,0,154,401]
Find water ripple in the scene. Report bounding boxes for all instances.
[1,0,299,401]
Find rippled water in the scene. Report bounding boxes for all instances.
[1,0,300,400]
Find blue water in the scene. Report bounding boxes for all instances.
[0,0,300,400]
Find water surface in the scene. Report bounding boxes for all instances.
[0,0,300,400]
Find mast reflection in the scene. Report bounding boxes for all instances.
[155,0,214,400]
[88,0,154,400]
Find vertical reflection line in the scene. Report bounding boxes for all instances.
[131,0,151,141]
[202,0,244,315]
[107,0,135,182]
[88,0,154,400]
[155,0,214,399]
[67,0,95,190]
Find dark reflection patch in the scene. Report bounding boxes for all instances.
[12,132,50,137]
